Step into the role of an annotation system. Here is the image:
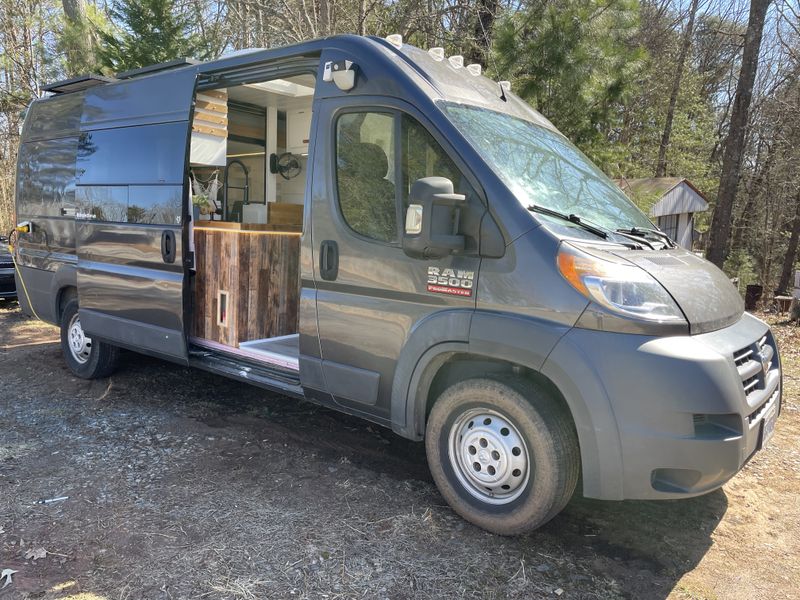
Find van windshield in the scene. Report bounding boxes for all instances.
[441,102,653,232]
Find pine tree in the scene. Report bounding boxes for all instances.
[97,0,205,73]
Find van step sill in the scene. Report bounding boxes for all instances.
[189,344,303,398]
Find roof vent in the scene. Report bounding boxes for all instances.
[448,55,464,69]
[466,64,482,76]
[428,47,445,61]
[385,34,403,49]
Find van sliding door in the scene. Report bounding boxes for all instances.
[74,69,198,362]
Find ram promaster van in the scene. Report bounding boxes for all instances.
[13,34,781,535]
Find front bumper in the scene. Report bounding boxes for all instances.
[542,312,780,500]
[0,267,16,298]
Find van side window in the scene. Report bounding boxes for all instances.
[16,138,78,218]
[335,112,398,243]
[400,116,476,208]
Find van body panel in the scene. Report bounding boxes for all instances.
[475,228,590,327]
[543,311,776,500]
[310,92,481,421]
[73,68,197,361]
[390,310,473,437]
[613,249,745,334]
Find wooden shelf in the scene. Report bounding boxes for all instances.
[194,220,301,233]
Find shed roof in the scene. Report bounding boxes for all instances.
[614,177,709,218]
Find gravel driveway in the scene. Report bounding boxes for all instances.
[1,301,798,599]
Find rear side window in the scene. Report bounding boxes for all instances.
[75,123,187,225]
[16,138,79,218]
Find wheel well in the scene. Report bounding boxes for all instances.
[56,286,77,320]
[424,354,575,433]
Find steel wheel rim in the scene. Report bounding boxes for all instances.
[67,313,92,364]
[447,407,530,505]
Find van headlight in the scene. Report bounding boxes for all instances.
[557,242,685,324]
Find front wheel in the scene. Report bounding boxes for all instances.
[60,299,120,379]
[425,377,579,535]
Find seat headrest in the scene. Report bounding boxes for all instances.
[339,142,389,180]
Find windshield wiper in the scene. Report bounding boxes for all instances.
[612,229,656,250]
[528,205,607,240]
[616,227,677,249]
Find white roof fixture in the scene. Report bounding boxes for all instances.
[466,63,482,76]
[428,47,445,61]
[385,34,403,49]
[499,80,512,92]
[448,55,464,69]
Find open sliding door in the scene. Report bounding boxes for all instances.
[75,68,198,362]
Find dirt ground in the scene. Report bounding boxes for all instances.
[0,301,797,600]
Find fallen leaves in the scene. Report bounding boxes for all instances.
[24,546,47,561]
[0,568,17,589]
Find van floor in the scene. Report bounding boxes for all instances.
[239,334,299,369]
[190,333,299,371]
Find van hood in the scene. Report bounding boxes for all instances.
[609,248,744,334]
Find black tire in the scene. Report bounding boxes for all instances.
[425,377,580,535]
[60,298,120,379]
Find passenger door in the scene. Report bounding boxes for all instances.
[75,69,198,362]
[311,98,483,423]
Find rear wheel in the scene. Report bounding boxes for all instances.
[60,299,120,379]
[425,377,579,535]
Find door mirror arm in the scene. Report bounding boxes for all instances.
[402,177,466,259]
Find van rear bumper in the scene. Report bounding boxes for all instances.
[541,311,781,500]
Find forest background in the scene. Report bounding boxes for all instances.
[1,0,799,295]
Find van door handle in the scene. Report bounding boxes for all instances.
[320,240,338,281]
[161,230,176,264]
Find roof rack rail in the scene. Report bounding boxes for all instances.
[116,58,200,80]
[42,74,117,94]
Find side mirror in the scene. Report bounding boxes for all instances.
[402,177,466,259]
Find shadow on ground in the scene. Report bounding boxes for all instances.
[113,349,728,599]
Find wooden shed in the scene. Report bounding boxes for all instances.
[615,177,708,249]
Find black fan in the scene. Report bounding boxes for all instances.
[271,152,302,180]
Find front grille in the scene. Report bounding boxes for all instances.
[733,333,779,412]
[748,388,779,424]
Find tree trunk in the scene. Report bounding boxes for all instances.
[655,0,700,177]
[706,0,772,268]
[777,190,800,295]
[468,0,499,66]
[62,0,95,75]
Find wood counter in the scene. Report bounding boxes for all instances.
[191,225,301,348]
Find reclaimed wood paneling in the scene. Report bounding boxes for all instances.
[191,228,301,348]
[268,203,304,227]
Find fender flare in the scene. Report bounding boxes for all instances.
[50,264,78,321]
[391,310,571,439]
[391,310,623,499]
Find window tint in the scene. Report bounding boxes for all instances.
[77,123,187,186]
[336,112,397,242]
[76,185,183,225]
[400,116,476,207]
[16,137,78,218]
[335,111,474,243]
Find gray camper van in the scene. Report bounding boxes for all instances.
[13,35,781,535]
